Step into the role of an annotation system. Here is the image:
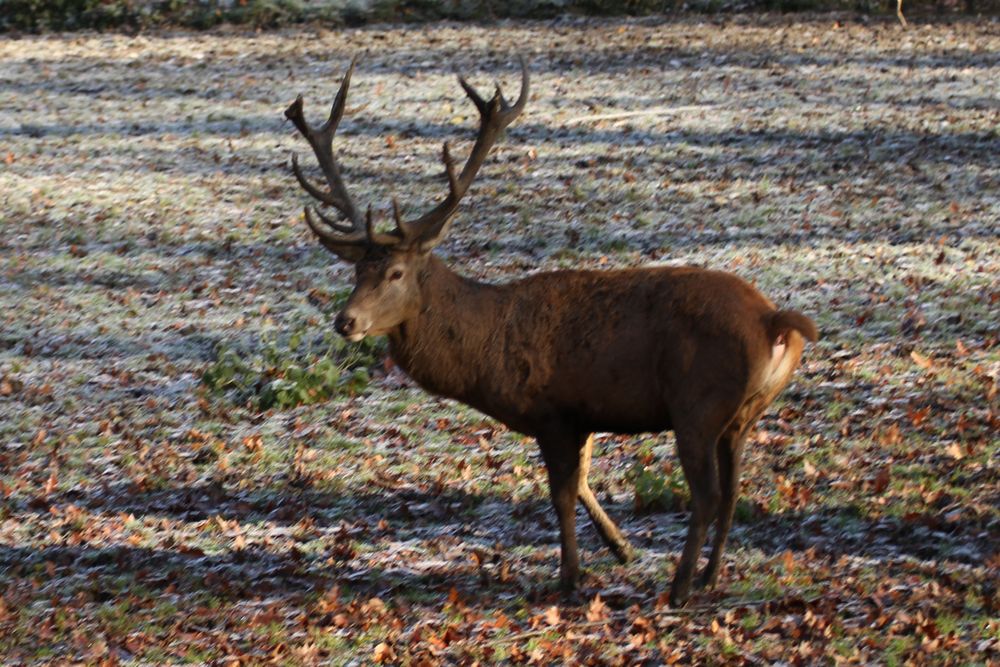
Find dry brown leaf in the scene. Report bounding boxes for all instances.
[364,597,386,616]
[373,642,395,664]
[781,549,795,572]
[872,467,891,495]
[910,350,934,370]
[586,594,608,622]
[909,405,931,428]
[43,469,58,495]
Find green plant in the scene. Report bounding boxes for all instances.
[201,326,383,410]
[224,0,303,28]
[0,0,133,31]
[628,461,688,513]
[578,0,670,13]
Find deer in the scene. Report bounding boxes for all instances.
[283,57,818,607]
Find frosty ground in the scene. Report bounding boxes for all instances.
[0,15,997,664]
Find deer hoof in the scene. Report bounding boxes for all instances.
[558,568,581,593]
[695,570,719,592]
[668,585,692,609]
[611,541,636,564]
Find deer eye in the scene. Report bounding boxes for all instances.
[387,269,404,282]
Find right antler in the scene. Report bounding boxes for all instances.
[286,57,528,257]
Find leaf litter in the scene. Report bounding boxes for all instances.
[1,13,998,665]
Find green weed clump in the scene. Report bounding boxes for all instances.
[628,459,689,513]
[202,328,383,410]
[0,0,134,31]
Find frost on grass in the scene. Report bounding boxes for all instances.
[0,16,997,664]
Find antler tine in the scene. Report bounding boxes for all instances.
[290,154,346,208]
[364,205,376,242]
[391,197,403,226]
[312,205,360,236]
[441,142,459,194]
[303,207,368,253]
[285,58,365,239]
[397,56,529,249]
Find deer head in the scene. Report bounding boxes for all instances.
[285,58,529,341]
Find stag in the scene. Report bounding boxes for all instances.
[284,58,818,607]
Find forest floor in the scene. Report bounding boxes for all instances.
[0,14,998,665]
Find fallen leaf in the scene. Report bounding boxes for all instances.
[871,467,891,495]
[910,350,934,370]
[586,594,608,622]
[372,642,395,664]
[781,549,795,572]
[909,405,931,428]
[43,470,58,495]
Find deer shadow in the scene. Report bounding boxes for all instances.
[11,480,987,581]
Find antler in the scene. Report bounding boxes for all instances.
[285,58,375,256]
[397,56,529,249]
[286,57,528,257]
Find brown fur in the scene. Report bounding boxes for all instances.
[341,252,818,606]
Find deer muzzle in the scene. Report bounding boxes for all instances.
[334,311,366,342]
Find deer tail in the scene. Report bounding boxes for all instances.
[769,310,819,343]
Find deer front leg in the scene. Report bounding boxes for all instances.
[578,434,635,564]
[538,432,584,592]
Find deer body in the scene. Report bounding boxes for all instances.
[388,255,800,440]
[285,59,817,606]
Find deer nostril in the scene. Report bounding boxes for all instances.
[335,314,356,336]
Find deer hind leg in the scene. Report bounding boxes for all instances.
[697,418,754,591]
[538,430,585,591]
[577,434,635,564]
[693,337,807,590]
[669,417,727,608]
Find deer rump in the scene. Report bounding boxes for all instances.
[417,265,815,440]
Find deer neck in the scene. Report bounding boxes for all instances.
[387,254,501,403]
